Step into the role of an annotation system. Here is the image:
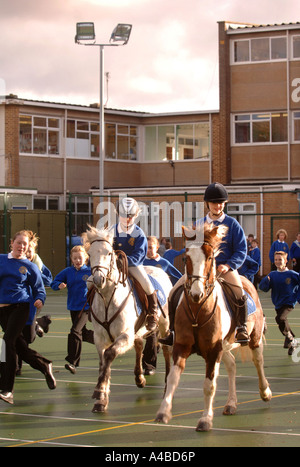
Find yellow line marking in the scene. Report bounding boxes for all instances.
[7,390,300,447]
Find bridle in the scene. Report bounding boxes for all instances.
[89,238,128,286]
[183,240,220,331]
[185,241,217,297]
[87,237,132,342]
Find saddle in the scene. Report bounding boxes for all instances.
[169,279,256,320]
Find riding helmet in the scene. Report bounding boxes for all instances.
[116,197,140,218]
[204,183,228,203]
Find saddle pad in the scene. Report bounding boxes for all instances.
[129,275,167,316]
[223,289,257,318]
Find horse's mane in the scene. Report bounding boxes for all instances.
[204,222,228,253]
[82,225,113,252]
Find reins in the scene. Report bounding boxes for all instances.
[89,283,133,342]
[80,237,133,342]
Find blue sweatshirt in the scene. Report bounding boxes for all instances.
[51,265,91,311]
[0,254,46,305]
[259,269,300,309]
[290,241,300,260]
[249,246,261,267]
[113,224,148,267]
[196,214,247,271]
[238,255,259,283]
[143,256,182,285]
[269,240,290,263]
[163,248,185,265]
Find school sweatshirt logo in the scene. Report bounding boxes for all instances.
[128,238,135,247]
[19,266,27,275]
[82,275,89,282]
[285,277,292,285]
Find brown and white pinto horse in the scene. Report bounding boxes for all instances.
[155,223,272,432]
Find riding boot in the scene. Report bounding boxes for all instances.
[158,298,175,346]
[145,292,159,332]
[235,294,250,346]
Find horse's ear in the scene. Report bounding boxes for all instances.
[182,225,196,241]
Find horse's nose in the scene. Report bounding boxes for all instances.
[191,292,203,304]
[93,273,105,289]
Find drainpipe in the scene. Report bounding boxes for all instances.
[287,29,291,182]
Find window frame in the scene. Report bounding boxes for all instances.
[232,112,288,146]
[66,119,139,161]
[19,114,60,156]
[231,36,287,65]
[144,122,210,162]
[227,202,257,238]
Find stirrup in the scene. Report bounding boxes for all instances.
[158,331,174,346]
[235,326,250,346]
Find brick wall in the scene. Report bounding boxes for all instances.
[5,105,19,186]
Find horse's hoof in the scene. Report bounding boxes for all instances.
[92,403,106,413]
[223,405,236,415]
[260,387,272,402]
[135,376,146,388]
[155,412,170,424]
[195,419,212,432]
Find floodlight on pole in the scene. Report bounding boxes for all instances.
[75,23,132,198]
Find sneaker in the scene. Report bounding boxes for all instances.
[0,391,14,405]
[288,339,298,356]
[44,363,56,390]
[35,324,44,338]
[36,315,52,334]
[65,363,76,374]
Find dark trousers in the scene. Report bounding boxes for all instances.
[66,310,94,367]
[0,303,51,392]
[275,305,295,338]
[142,332,158,371]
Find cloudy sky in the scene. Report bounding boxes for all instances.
[0,0,298,113]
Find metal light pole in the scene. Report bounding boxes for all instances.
[75,23,132,199]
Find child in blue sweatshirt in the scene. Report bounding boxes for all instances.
[0,230,54,404]
[51,245,93,374]
[113,197,158,332]
[259,251,299,355]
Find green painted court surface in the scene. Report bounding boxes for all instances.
[0,288,300,447]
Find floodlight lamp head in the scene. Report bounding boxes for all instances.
[110,23,132,45]
[75,22,96,44]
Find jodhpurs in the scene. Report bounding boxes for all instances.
[129,265,155,295]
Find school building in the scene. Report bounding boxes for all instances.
[1,20,300,275]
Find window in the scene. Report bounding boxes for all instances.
[232,36,286,64]
[106,124,138,160]
[227,203,256,238]
[233,112,288,145]
[19,115,60,155]
[34,195,60,210]
[66,120,138,160]
[292,36,300,59]
[144,123,209,162]
[293,112,300,141]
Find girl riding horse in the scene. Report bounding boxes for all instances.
[160,182,249,346]
[113,197,158,331]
